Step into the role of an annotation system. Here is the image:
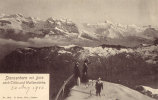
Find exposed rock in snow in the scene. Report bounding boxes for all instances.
[142,86,158,95]
[135,85,158,99]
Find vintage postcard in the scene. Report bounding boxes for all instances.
[0,0,158,100]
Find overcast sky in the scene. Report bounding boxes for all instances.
[0,0,158,26]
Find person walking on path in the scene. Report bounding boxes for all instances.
[74,62,80,86]
[95,77,103,96]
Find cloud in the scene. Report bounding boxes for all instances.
[0,38,30,60]
[0,38,29,46]
[28,36,72,47]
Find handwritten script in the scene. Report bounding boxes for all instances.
[0,74,49,100]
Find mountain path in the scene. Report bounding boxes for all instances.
[65,80,155,100]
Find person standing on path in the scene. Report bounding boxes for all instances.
[74,62,80,86]
[95,77,103,96]
[82,59,89,83]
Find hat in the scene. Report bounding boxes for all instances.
[84,59,88,63]
[76,62,79,65]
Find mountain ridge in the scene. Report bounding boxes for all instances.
[0,14,158,47]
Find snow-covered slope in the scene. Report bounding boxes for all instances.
[80,21,158,47]
[81,21,158,40]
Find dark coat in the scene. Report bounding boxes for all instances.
[82,63,88,74]
[74,64,80,78]
[95,81,103,92]
[82,63,88,82]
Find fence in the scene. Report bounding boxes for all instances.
[55,74,74,100]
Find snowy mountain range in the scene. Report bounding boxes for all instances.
[0,14,79,41]
[0,14,158,47]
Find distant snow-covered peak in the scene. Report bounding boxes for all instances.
[62,45,78,49]
[4,14,24,18]
[104,20,113,24]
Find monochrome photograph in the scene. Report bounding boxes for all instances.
[0,0,158,100]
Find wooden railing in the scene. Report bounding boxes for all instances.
[55,74,74,100]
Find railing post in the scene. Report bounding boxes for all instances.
[90,90,92,96]
[62,81,66,97]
